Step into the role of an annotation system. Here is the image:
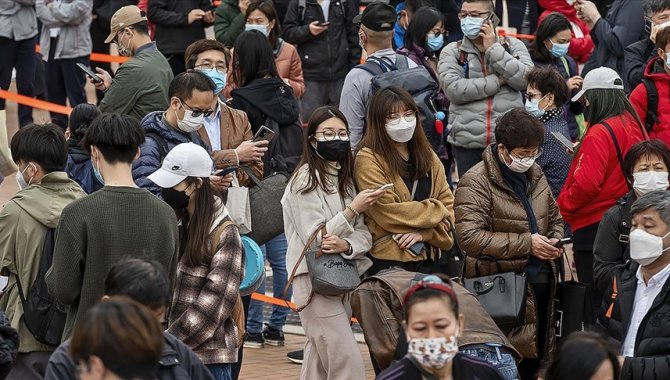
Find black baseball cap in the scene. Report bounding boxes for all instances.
[353,1,396,32]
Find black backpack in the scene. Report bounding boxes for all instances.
[642,78,659,132]
[15,229,68,346]
[262,116,304,176]
[357,56,442,152]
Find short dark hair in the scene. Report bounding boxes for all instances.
[232,30,279,87]
[10,123,67,173]
[70,297,163,379]
[494,108,545,150]
[546,332,620,380]
[631,190,670,227]
[644,0,670,17]
[404,7,445,54]
[461,0,494,11]
[526,66,570,107]
[69,103,101,141]
[168,71,216,101]
[104,259,171,311]
[128,20,149,36]
[656,26,670,49]
[184,39,230,71]
[623,140,670,184]
[82,113,145,164]
[530,12,572,63]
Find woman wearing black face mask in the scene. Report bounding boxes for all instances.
[281,106,383,379]
[148,142,244,380]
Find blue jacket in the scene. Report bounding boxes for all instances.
[132,111,208,196]
[65,139,102,194]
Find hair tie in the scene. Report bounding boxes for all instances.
[403,275,458,307]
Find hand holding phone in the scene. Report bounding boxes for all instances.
[551,131,576,153]
[76,63,103,83]
[316,21,330,27]
[553,237,572,248]
[216,165,239,177]
[253,125,275,143]
[378,183,393,191]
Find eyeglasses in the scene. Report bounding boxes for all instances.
[178,99,214,118]
[457,11,490,19]
[195,62,227,74]
[314,130,350,141]
[386,111,417,126]
[526,92,545,101]
[430,28,447,36]
[510,148,543,163]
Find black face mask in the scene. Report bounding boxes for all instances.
[161,187,190,210]
[315,140,351,162]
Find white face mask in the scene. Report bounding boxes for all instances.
[174,101,205,133]
[501,148,536,173]
[629,228,670,266]
[15,163,34,190]
[633,171,669,196]
[407,335,459,369]
[385,116,416,143]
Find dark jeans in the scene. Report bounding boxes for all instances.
[572,222,603,312]
[90,19,113,103]
[518,282,550,380]
[167,53,186,77]
[46,37,88,128]
[0,36,37,126]
[300,79,345,122]
[453,146,485,178]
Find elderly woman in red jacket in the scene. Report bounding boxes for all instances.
[539,0,594,64]
[557,67,647,311]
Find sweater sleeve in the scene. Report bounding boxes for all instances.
[417,158,455,250]
[454,173,532,261]
[167,225,243,348]
[354,150,450,234]
[46,212,85,306]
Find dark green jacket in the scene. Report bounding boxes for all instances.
[214,0,244,47]
[99,43,173,121]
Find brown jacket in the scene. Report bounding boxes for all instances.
[354,148,455,262]
[455,145,563,360]
[198,103,263,187]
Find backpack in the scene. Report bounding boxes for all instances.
[146,132,169,163]
[262,116,304,176]
[297,0,347,23]
[357,56,442,152]
[642,78,659,132]
[15,229,68,346]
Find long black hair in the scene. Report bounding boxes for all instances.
[404,6,445,56]
[530,12,571,63]
[232,30,279,87]
[585,87,645,132]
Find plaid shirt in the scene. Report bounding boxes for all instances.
[168,214,244,365]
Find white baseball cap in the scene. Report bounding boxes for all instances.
[571,67,625,102]
[148,143,213,188]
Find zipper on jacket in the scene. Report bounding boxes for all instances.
[478,53,492,145]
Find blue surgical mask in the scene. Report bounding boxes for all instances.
[245,23,270,37]
[525,95,547,118]
[460,17,484,39]
[551,42,570,58]
[92,151,104,186]
[198,68,227,94]
[426,33,444,52]
[665,53,670,69]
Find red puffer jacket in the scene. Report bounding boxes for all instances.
[558,113,647,231]
[630,57,670,147]
[538,0,594,63]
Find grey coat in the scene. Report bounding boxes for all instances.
[0,0,37,41]
[36,0,92,60]
[438,37,533,149]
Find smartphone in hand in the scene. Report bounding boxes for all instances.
[553,237,572,248]
[76,63,103,83]
[253,125,276,143]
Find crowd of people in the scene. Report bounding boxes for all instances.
[1,0,670,379]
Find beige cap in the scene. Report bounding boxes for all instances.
[104,5,147,44]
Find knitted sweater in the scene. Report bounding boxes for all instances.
[45,186,179,341]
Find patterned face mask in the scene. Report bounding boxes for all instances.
[407,335,459,369]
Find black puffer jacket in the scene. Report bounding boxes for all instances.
[148,0,214,55]
[598,261,670,379]
[593,191,635,293]
[282,0,361,81]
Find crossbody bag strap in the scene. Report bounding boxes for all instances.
[410,179,419,200]
[283,224,327,312]
[601,121,632,191]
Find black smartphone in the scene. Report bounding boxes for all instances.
[216,165,239,177]
[408,242,425,256]
[76,63,103,83]
[316,21,330,27]
[554,237,572,248]
[487,13,501,29]
[253,125,275,143]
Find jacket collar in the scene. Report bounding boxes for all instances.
[644,56,669,80]
[459,36,481,55]
[482,144,543,194]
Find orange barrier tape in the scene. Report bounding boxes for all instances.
[35,45,129,64]
[0,89,71,115]
[250,292,359,324]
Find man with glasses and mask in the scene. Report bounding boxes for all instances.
[93,5,173,120]
[437,0,533,178]
[598,190,670,379]
[133,71,222,196]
